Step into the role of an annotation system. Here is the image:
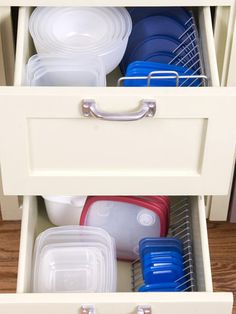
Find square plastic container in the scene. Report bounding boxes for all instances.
[80,196,170,261]
[32,226,117,293]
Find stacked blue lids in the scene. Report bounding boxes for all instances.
[120,7,203,87]
[124,61,201,87]
[138,237,187,292]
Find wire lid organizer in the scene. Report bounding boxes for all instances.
[118,15,208,88]
[131,197,196,292]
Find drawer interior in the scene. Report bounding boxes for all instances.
[14,6,219,87]
[0,195,233,314]
[17,195,213,294]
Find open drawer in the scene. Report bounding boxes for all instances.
[0,6,235,196]
[0,195,233,313]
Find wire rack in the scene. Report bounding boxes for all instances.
[131,197,197,292]
[118,14,208,87]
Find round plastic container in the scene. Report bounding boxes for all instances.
[29,7,132,74]
[30,7,119,51]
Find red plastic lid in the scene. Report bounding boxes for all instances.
[80,196,169,236]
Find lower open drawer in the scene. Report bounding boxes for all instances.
[0,195,232,314]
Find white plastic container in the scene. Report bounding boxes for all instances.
[42,196,87,226]
[29,7,132,73]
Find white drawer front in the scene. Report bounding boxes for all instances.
[0,195,230,314]
[0,293,233,314]
[0,7,235,196]
[0,87,236,196]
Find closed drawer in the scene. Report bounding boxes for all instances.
[0,6,235,196]
[0,195,233,313]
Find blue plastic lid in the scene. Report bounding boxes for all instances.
[123,36,196,73]
[143,264,184,284]
[128,7,192,26]
[124,15,187,63]
[140,237,183,249]
[138,282,187,292]
[123,62,201,87]
[144,250,183,261]
[126,61,194,74]
[143,255,183,270]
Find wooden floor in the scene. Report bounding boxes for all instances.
[208,222,236,313]
[0,219,235,312]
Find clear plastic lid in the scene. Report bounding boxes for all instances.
[80,199,163,261]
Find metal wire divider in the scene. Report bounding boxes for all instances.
[131,197,197,292]
[118,13,208,87]
[169,14,206,87]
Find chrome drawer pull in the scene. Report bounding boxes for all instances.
[81,305,151,314]
[81,305,94,314]
[82,99,156,121]
[137,305,152,314]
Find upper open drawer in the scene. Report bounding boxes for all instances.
[0,6,235,196]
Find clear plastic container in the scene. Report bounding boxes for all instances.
[34,245,106,292]
[80,197,169,261]
[26,54,106,86]
[32,226,117,292]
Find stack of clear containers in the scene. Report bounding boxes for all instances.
[26,54,106,86]
[32,226,117,293]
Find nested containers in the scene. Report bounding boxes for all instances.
[80,196,170,260]
[32,226,117,293]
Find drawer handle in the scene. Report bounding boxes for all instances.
[82,99,156,121]
[137,305,152,314]
[81,305,94,314]
[80,305,151,314]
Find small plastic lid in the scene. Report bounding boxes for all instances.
[137,209,156,226]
